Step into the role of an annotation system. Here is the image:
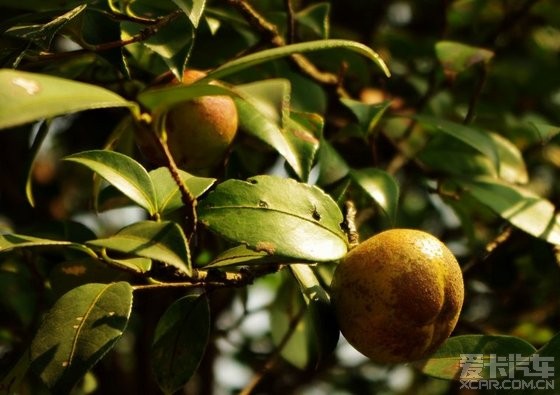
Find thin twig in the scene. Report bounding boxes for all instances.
[284,0,296,44]
[226,0,340,87]
[344,200,360,248]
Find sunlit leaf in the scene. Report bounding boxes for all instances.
[206,244,288,268]
[198,175,348,262]
[30,282,133,394]
[350,168,400,223]
[152,292,210,394]
[0,69,135,129]
[64,150,158,215]
[173,0,206,28]
[207,39,391,80]
[87,221,191,275]
[454,177,560,244]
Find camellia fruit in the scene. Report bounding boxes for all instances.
[138,69,238,174]
[330,228,464,364]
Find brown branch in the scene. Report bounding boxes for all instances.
[26,10,182,62]
[284,0,296,44]
[226,0,340,87]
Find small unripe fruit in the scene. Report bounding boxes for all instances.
[330,229,464,364]
[137,70,238,174]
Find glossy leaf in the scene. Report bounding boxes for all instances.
[0,233,81,253]
[350,168,400,223]
[25,120,50,207]
[207,39,391,80]
[152,292,210,395]
[418,335,536,380]
[5,5,87,50]
[149,167,215,216]
[528,122,560,144]
[340,98,391,137]
[198,175,348,262]
[87,221,191,275]
[0,69,135,130]
[30,282,133,393]
[64,150,157,215]
[435,41,494,76]
[456,177,560,244]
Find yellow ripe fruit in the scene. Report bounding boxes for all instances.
[330,229,464,364]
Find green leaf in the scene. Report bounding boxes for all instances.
[173,0,206,28]
[528,122,560,144]
[149,167,215,216]
[30,282,133,394]
[25,120,50,207]
[206,244,289,268]
[122,9,194,80]
[340,98,391,137]
[350,168,400,223]
[87,221,191,275]
[435,41,494,77]
[64,150,158,216]
[420,132,528,184]
[316,140,350,186]
[296,3,330,40]
[0,69,135,129]
[455,177,560,244]
[198,175,348,262]
[416,116,500,171]
[152,292,210,395]
[234,80,321,180]
[270,271,337,370]
[137,83,234,114]
[418,335,536,380]
[0,233,88,255]
[290,264,339,366]
[206,39,391,80]
[5,5,87,50]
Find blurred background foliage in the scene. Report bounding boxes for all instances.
[1,0,560,394]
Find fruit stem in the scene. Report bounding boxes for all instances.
[345,200,360,248]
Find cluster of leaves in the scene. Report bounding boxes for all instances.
[1,0,560,394]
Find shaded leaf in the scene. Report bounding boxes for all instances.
[418,335,536,380]
[198,175,348,262]
[417,116,500,171]
[64,150,157,215]
[528,122,560,144]
[0,69,135,130]
[25,120,50,207]
[350,168,399,223]
[0,233,90,256]
[316,140,350,186]
[435,41,494,77]
[30,282,133,394]
[207,39,391,80]
[296,3,330,40]
[206,244,289,268]
[173,0,206,28]
[420,132,528,184]
[340,98,391,137]
[5,5,87,50]
[87,221,191,275]
[152,292,210,395]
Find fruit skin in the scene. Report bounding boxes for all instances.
[137,70,238,174]
[330,228,464,364]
